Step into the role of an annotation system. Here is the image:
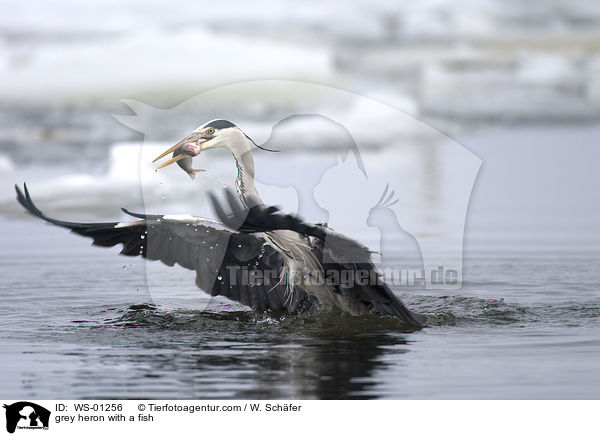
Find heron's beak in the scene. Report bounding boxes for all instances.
[153,132,211,171]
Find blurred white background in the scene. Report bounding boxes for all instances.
[1,0,599,242]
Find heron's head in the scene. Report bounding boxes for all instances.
[153,119,248,176]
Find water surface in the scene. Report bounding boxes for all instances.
[2,220,599,399]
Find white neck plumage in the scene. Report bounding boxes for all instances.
[219,128,263,209]
[232,147,263,209]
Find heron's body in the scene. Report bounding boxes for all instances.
[225,126,344,311]
[16,119,426,327]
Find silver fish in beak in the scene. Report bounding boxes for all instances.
[153,131,211,179]
[171,150,205,179]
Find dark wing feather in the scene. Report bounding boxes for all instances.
[15,184,313,313]
[210,190,426,327]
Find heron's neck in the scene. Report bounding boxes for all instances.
[232,147,263,208]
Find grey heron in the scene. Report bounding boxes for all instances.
[15,119,426,327]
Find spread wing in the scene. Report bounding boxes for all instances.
[15,184,313,312]
[210,190,427,327]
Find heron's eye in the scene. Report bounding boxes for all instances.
[207,128,215,135]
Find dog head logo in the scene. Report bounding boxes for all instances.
[3,402,50,434]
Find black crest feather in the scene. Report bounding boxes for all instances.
[205,119,279,152]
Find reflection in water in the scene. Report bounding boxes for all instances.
[287,330,409,399]
[59,307,413,399]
